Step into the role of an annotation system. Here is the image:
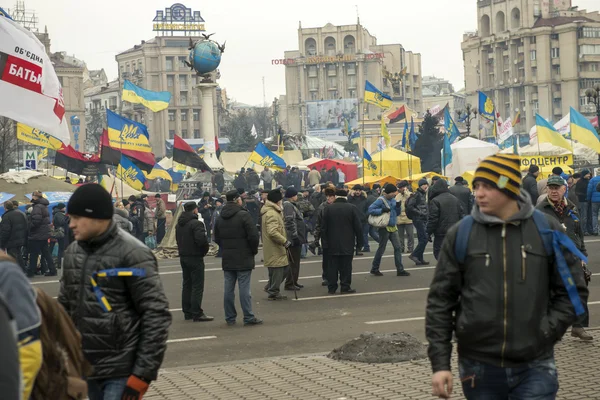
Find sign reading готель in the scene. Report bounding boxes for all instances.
[520,155,573,167]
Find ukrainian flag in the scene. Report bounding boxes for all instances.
[117,154,146,191]
[364,81,392,109]
[363,149,378,173]
[122,80,171,112]
[248,143,286,171]
[106,110,152,153]
[570,107,600,153]
[478,91,497,137]
[535,114,572,152]
[144,163,173,182]
[444,108,460,143]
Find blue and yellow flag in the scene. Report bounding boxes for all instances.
[444,108,460,143]
[144,163,172,181]
[535,114,572,152]
[570,107,600,153]
[478,91,497,137]
[122,80,171,112]
[107,110,152,153]
[381,116,391,146]
[363,149,377,173]
[117,154,146,191]
[248,142,286,171]
[364,81,392,109]
[409,116,417,151]
[401,119,409,150]
[16,123,64,150]
[443,134,453,172]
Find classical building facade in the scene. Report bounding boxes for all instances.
[422,76,466,117]
[462,0,600,135]
[278,20,423,141]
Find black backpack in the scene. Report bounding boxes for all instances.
[405,193,418,220]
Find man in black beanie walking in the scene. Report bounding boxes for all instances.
[282,187,306,290]
[58,184,172,400]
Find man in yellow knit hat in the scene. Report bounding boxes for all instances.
[426,154,588,399]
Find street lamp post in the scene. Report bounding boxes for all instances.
[585,84,600,124]
[456,104,478,137]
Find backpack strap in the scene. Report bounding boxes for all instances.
[531,209,553,256]
[454,216,474,264]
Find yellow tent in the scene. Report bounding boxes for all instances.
[402,172,448,190]
[461,171,476,186]
[367,147,421,179]
[346,175,403,188]
[533,165,573,180]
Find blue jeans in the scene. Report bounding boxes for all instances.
[591,202,600,235]
[362,223,380,251]
[371,228,404,272]
[411,219,428,261]
[224,270,255,324]
[88,377,128,400]
[459,357,558,400]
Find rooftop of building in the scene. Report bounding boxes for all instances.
[117,38,158,56]
[51,51,86,68]
[533,15,595,28]
[83,80,120,97]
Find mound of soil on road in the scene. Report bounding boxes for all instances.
[328,332,427,363]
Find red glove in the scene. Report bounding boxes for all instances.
[121,375,150,400]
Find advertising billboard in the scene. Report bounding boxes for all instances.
[306,99,359,142]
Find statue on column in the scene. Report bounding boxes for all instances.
[185,35,226,83]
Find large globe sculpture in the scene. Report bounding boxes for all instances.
[189,40,222,75]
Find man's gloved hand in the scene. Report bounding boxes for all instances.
[121,375,149,400]
[284,240,292,249]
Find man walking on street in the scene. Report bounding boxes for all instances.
[395,181,414,253]
[154,194,167,245]
[537,175,592,341]
[59,184,172,400]
[261,166,274,190]
[313,187,336,286]
[50,202,68,270]
[348,185,368,256]
[427,179,464,260]
[214,190,262,326]
[522,164,540,204]
[576,169,592,234]
[283,187,306,290]
[450,177,474,215]
[0,200,28,272]
[308,166,321,186]
[261,189,291,300]
[322,189,363,294]
[176,202,214,322]
[213,169,225,193]
[407,179,430,266]
[28,190,55,277]
[367,184,410,277]
[426,154,587,399]
[363,185,381,251]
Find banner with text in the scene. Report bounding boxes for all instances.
[520,154,573,168]
[306,99,359,141]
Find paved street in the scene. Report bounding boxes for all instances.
[33,238,600,399]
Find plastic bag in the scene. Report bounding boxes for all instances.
[145,235,157,250]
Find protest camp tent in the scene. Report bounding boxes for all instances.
[402,172,448,190]
[308,159,359,183]
[366,147,421,179]
[446,137,499,180]
[345,175,402,188]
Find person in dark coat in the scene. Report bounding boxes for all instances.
[407,179,430,266]
[427,179,464,260]
[198,192,214,242]
[309,184,324,210]
[575,169,592,234]
[245,191,261,228]
[449,177,474,215]
[522,164,540,204]
[282,187,306,290]
[214,190,262,326]
[128,195,145,242]
[58,184,171,400]
[246,168,260,190]
[49,202,68,270]
[213,170,225,193]
[321,189,363,294]
[348,184,368,256]
[233,170,248,191]
[288,167,302,189]
[27,191,55,277]
[312,187,336,285]
[176,202,213,322]
[0,200,28,272]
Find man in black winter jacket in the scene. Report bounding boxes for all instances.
[176,202,213,322]
[522,164,540,204]
[407,180,430,266]
[28,191,55,277]
[128,195,145,241]
[214,190,262,326]
[449,177,473,215]
[575,169,592,234]
[348,184,368,256]
[59,184,171,400]
[0,200,28,271]
[427,179,464,260]
[49,203,68,270]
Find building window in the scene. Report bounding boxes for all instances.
[169,130,175,139]
[193,109,200,121]
[181,110,188,121]
[166,57,174,71]
[580,45,600,55]
[580,79,600,89]
[192,94,199,105]
[308,78,318,91]
[591,63,599,72]
[310,92,317,100]
[530,50,536,60]
[180,91,188,106]
[347,75,357,89]
[530,36,536,44]
[551,48,560,58]
[327,64,337,76]
[328,91,337,100]
[308,66,317,78]
[182,129,188,138]
[179,56,187,69]
[179,75,187,90]
[348,89,356,98]
[346,63,356,75]
[168,110,176,121]
[194,129,200,138]
[532,100,539,111]
[581,27,600,38]
[550,33,559,40]
[327,77,337,90]
[167,75,174,88]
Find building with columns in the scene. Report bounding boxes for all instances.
[462,0,600,136]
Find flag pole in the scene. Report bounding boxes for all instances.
[362,103,365,186]
[120,133,124,197]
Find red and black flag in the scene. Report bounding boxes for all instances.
[173,134,212,172]
[55,145,108,175]
[388,105,406,124]
[215,136,221,160]
[99,130,155,173]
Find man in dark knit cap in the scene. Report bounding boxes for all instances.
[282,187,306,290]
[426,154,587,399]
[58,184,171,400]
[522,164,540,204]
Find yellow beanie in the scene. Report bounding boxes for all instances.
[472,154,521,199]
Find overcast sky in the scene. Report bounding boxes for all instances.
[16,0,599,106]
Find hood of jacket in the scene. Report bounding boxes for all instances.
[429,179,449,200]
[178,211,198,227]
[114,207,128,218]
[472,190,535,224]
[221,202,243,219]
[33,197,50,206]
[261,200,281,216]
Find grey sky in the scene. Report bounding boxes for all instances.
[17,0,599,106]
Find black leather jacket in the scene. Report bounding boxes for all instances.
[58,222,171,381]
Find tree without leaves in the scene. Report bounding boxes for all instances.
[0,117,16,173]
[85,110,105,153]
[412,111,442,173]
[221,108,271,152]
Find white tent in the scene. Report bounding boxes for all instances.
[296,157,323,167]
[446,137,499,180]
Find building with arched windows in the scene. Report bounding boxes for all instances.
[462,0,600,136]
[277,20,423,141]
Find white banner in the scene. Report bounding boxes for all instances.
[497,118,514,144]
[428,105,441,116]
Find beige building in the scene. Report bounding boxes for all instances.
[462,0,600,135]
[278,20,423,142]
[116,37,220,157]
[421,76,466,117]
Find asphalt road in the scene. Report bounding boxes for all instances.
[33,238,600,369]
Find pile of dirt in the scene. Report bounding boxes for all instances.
[328,332,427,363]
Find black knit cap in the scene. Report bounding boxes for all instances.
[226,190,240,202]
[383,183,398,194]
[67,184,113,220]
[184,202,198,212]
[267,189,283,203]
[285,187,298,198]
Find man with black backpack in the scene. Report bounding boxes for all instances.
[426,154,588,400]
[406,179,430,266]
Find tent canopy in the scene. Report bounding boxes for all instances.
[345,175,402,188]
[447,137,499,180]
[367,147,421,179]
[308,159,359,182]
[220,150,303,174]
[402,172,448,189]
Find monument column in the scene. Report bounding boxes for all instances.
[197,82,220,165]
